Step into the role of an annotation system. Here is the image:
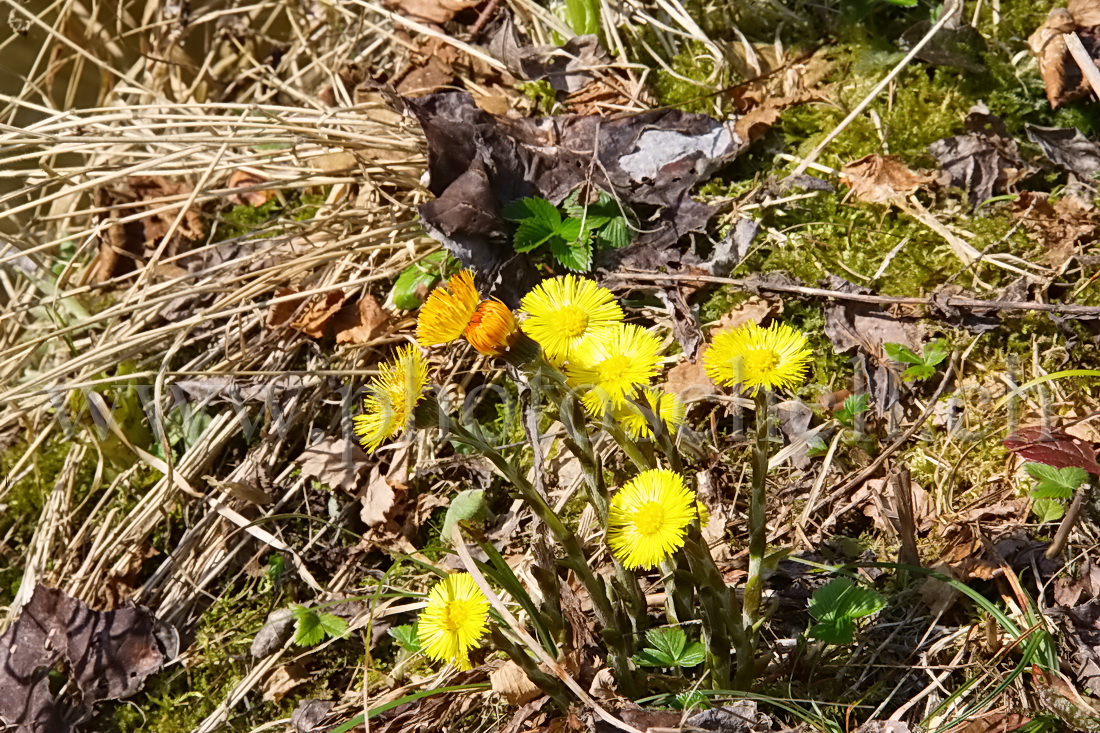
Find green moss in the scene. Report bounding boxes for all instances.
[218,197,285,240]
[650,41,729,115]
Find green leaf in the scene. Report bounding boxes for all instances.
[883,343,923,365]
[596,217,631,248]
[391,251,451,310]
[922,341,949,367]
[514,217,559,253]
[564,0,600,35]
[291,605,348,646]
[807,578,886,645]
[441,489,491,542]
[836,393,870,427]
[632,627,704,668]
[550,235,593,272]
[1032,497,1066,522]
[389,624,421,652]
[901,364,936,381]
[1024,463,1088,500]
[502,197,559,224]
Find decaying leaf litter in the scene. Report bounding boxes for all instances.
[5,0,1100,731]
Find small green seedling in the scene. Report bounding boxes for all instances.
[291,605,349,646]
[564,0,601,34]
[632,627,706,668]
[391,251,457,310]
[502,192,632,272]
[883,341,949,381]
[807,577,886,645]
[1024,463,1090,522]
[388,623,422,653]
[835,393,870,428]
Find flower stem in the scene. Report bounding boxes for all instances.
[738,389,771,685]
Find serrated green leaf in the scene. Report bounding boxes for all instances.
[809,617,856,645]
[677,641,706,667]
[901,364,936,381]
[550,235,592,271]
[291,606,326,646]
[646,627,687,658]
[389,624,421,652]
[319,612,349,639]
[1032,497,1066,522]
[808,577,886,627]
[514,217,558,252]
[502,197,559,225]
[557,217,587,243]
[633,648,678,667]
[883,343,923,365]
[596,217,631,248]
[1024,463,1088,501]
[808,578,850,621]
[633,627,704,668]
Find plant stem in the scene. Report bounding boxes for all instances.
[738,389,771,685]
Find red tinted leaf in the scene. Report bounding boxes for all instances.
[1003,425,1100,475]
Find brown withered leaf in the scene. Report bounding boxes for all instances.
[332,294,393,344]
[661,359,714,403]
[1029,0,1100,108]
[840,154,932,204]
[928,106,1026,209]
[93,175,204,282]
[382,0,478,25]
[491,661,543,707]
[297,438,368,492]
[950,713,1032,733]
[734,90,818,144]
[1012,191,1098,267]
[0,584,176,731]
[709,295,781,335]
[227,169,275,207]
[262,664,310,704]
[822,276,921,355]
[266,289,348,338]
[1003,424,1100,475]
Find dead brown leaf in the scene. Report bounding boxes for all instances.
[661,359,714,403]
[266,289,348,338]
[262,664,310,704]
[709,295,782,335]
[333,294,393,344]
[93,175,204,282]
[928,106,1026,209]
[949,713,1031,733]
[823,276,921,355]
[227,169,275,207]
[1029,1,1100,108]
[360,465,398,527]
[840,154,933,204]
[383,0,478,25]
[1013,191,1098,267]
[297,438,367,493]
[491,661,543,707]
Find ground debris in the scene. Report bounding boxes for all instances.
[928,105,1026,209]
[1026,125,1100,183]
[840,154,932,204]
[1003,424,1100,475]
[1029,0,1100,108]
[0,584,176,732]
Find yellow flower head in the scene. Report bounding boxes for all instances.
[520,274,623,362]
[417,270,480,345]
[608,469,696,570]
[614,387,685,440]
[463,299,518,356]
[353,345,430,452]
[566,323,663,415]
[704,321,812,394]
[417,572,490,670]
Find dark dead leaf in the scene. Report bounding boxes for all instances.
[840,154,933,204]
[928,105,1026,209]
[487,16,611,95]
[687,701,762,732]
[1027,125,1100,182]
[1029,1,1100,108]
[93,175,204,282]
[252,608,295,658]
[0,584,176,732]
[266,289,348,338]
[900,19,986,72]
[1003,425,1100,475]
[291,699,335,733]
[332,294,393,344]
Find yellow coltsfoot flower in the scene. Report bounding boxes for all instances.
[463,299,518,356]
[417,572,490,670]
[607,469,697,570]
[614,387,685,440]
[566,323,663,415]
[704,321,812,395]
[417,269,481,345]
[353,344,430,452]
[520,274,623,363]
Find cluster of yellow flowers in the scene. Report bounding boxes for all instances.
[352,268,814,671]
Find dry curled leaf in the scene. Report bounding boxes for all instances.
[266,288,348,338]
[1029,0,1100,108]
[490,661,543,707]
[928,106,1026,209]
[840,154,933,204]
[227,169,275,207]
[332,294,393,344]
